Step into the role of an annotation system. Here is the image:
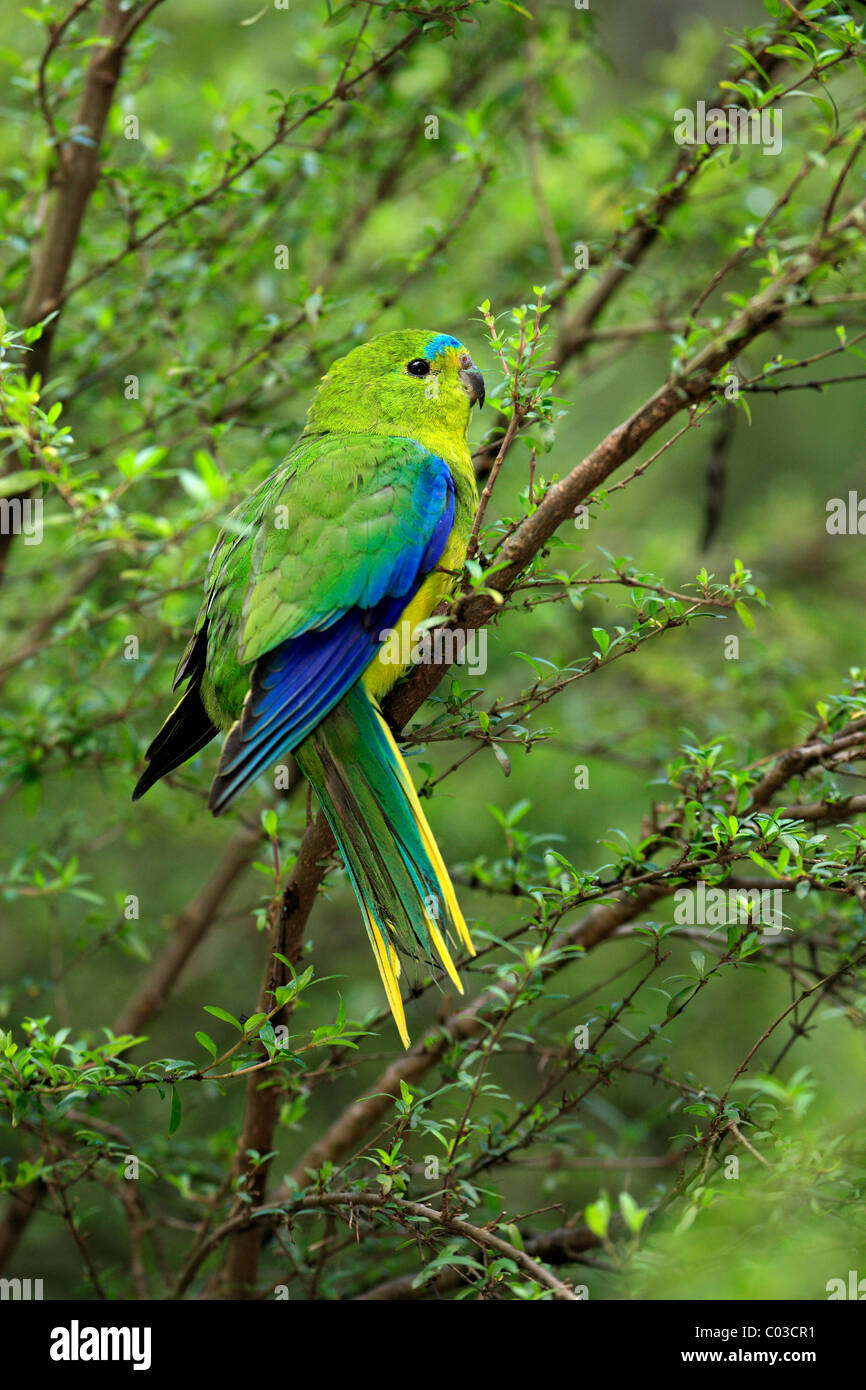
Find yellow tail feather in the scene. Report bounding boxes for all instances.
[425,912,464,994]
[365,911,410,1049]
[372,705,476,959]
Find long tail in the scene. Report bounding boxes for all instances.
[295,683,475,1047]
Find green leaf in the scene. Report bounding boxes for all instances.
[584,1197,611,1239]
[0,471,44,497]
[195,1031,217,1059]
[203,1006,242,1031]
[505,1222,524,1250]
[734,601,755,631]
[618,1191,648,1235]
[667,985,697,1017]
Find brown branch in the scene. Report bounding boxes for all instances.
[47,1179,107,1299]
[750,724,866,805]
[1,0,167,580]
[20,1,166,362]
[183,1190,581,1300]
[355,1223,600,1299]
[36,0,96,147]
[778,793,866,823]
[216,813,335,1298]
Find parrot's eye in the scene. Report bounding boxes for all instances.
[406,358,430,377]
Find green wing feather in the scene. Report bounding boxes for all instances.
[200,432,455,726]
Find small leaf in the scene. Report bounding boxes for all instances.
[618,1191,648,1235]
[734,601,755,631]
[203,1005,242,1031]
[492,743,511,777]
[584,1198,610,1239]
[0,470,44,497]
[195,1031,217,1059]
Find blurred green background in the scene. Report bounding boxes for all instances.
[0,0,864,1299]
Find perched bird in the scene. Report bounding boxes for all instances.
[133,330,485,1046]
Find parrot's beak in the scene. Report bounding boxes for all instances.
[458,361,485,409]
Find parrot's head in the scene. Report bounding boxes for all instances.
[304,330,485,457]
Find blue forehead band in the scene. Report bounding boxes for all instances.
[425,333,462,359]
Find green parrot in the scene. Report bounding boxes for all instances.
[133,330,485,1046]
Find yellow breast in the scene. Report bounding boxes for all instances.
[362,524,465,701]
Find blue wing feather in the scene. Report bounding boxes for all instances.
[208,455,455,813]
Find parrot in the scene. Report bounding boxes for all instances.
[133,330,486,1047]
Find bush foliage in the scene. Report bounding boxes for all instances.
[1,0,865,1300]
